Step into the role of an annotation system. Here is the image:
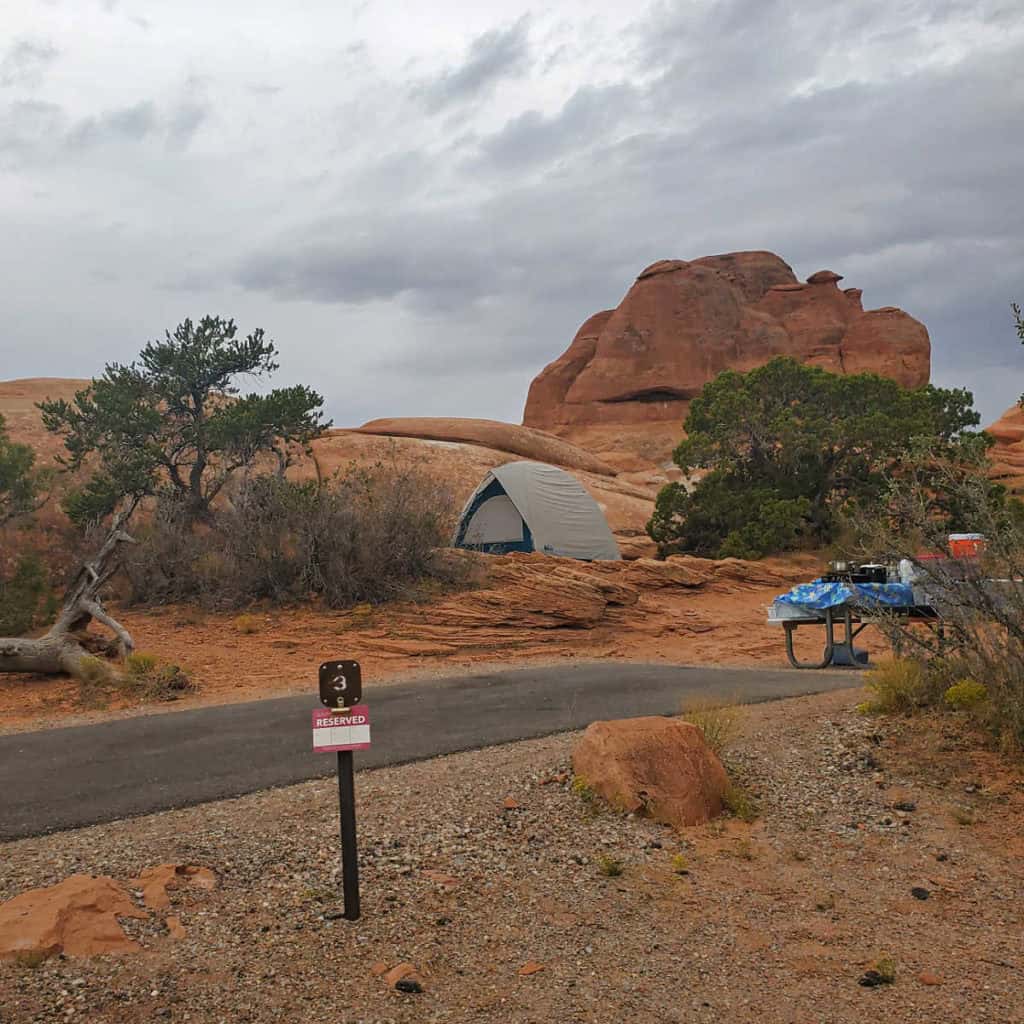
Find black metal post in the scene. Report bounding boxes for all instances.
[336,749,360,920]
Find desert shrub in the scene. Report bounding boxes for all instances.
[130,660,194,700]
[233,614,261,634]
[123,461,458,610]
[944,679,989,710]
[679,698,742,756]
[722,781,759,822]
[120,651,195,700]
[872,957,897,984]
[125,651,158,676]
[862,659,929,713]
[76,654,116,707]
[0,552,55,635]
[595,854,624,877]
[571,776,598,806]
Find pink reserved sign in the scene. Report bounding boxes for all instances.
[312,705,371,753]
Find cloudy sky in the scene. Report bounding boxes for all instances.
[2,0,1022,426]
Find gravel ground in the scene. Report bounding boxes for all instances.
[2,687,1023,1024]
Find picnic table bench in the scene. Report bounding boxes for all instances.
[768,580,941,670]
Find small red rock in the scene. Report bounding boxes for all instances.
[503,797,521,810]
[918,971,944,986]
[383,962,421,989]
[518,960,545,976]
[421,869,459,889]
[540,773,569,786]
[369,961,388,976]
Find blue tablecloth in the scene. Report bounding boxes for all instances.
[775,579,914,611]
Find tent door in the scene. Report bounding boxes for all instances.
[456,479,534,554]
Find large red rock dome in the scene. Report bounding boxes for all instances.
[522,251,931,467]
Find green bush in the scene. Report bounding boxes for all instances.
[124,652,194,700]
[571,776,598,806]
[863,659,929,713]
[944,679,989,710]
[125,651,159,677]
[0,553,54,635]
[649,474,809,559]
[873,956,897,984]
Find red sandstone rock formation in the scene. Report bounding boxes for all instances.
[572,715,729,828]
[0,875,147,959]
[523,251,931,463]
[356,416,615,476]
[0,865,217,960]
[130,864,217,910]
[986,403,1024,492]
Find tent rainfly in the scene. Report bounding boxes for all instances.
[453,461,621,561]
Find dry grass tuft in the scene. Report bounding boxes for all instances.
[722,781,759,822]
[863,659,928,713]
[679,697,743,756]
[596,854,624,877]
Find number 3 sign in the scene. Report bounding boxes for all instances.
[319,659,363,710]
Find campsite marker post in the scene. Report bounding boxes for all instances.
[314,659,367,921]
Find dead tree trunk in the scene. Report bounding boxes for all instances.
[0,517,137,679]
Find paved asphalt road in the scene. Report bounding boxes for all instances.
[0,662,859,840]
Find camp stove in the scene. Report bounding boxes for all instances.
[822,560,890,585]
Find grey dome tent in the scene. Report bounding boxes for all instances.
[453,461,621,561]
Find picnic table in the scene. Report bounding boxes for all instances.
[768,580,941,670]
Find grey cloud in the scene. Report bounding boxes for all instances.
[66,100,157,148]
[4,92,208,160]
[166,98,208,150]
[0,39,59,88]
[474,83,639,169]
[236,208,497,308]
[0,100,64,164]
[419,17,531,112]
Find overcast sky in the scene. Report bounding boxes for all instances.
[2,0,1022,426]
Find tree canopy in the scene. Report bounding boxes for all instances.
[0,412,43,526]
[647,357,983,559]
[39,316,330,525]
